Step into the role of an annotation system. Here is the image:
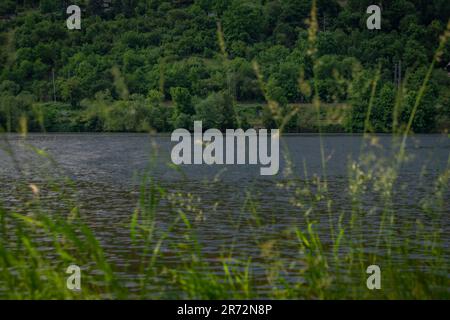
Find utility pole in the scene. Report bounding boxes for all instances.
[52,68,57,102]
[394,62,397,87]
[394,60,402,90]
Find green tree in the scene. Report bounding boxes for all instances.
[0,0,15,15]
[0,80,20,95]
[170,87,194,115]
[401,67,439,132]
[60,77,83,107]
[372,83,395,132]
[40,0,58,13]
[222,1,265,43]
[195,91,237,130]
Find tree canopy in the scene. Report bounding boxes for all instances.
[0,0,449,133]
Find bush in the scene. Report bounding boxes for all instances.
[0,92,35,132]
[0,0,15,15]
[34,102,82,132]
[195,91,237,130]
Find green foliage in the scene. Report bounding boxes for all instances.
[433,70,450,130]
[34,102,83,132]
[0,0,15,15]
[59,77,83,107]
[0,91,36,132]
[195,91,236,130]
[79,92,174,132]
[40,0,59,14]
[346,70,375,132]
[0,80,20,95]
[222,1,265,43]
[372,83,396,132]
[0,2,449,300]
[401,67,439,133]
[170,86,194,117]
[0,0,448,133]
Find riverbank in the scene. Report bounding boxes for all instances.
[1,100,448,134]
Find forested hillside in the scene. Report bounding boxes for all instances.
[0,0,449,133]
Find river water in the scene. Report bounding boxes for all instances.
[0,133,449,295]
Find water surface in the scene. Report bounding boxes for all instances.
[0,133,448,295]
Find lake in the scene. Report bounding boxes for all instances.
[0,133,449,296]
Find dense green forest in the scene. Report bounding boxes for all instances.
[0,0,449,133]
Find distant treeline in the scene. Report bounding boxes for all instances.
[0,0,449,133]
